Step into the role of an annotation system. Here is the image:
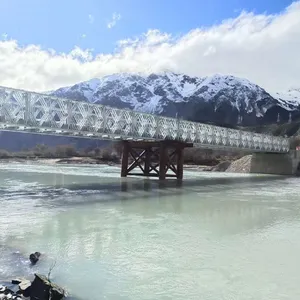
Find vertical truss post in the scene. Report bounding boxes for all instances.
[159,142,167,180]
[121,141,129,177]
[24,92,30,125]
[67,101,72,130]
[102,106,107,134]
[176,147,184,180]
[144,148,151,176]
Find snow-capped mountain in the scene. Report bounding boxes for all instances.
[51,72,300,127]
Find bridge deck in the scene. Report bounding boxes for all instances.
[0,85,290,153]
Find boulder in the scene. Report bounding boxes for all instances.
[11,279,24,285]
[18,280,31,298]
[29,252,41,265]
[30,274,65,300]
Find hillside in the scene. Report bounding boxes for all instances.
[51,72,300,128]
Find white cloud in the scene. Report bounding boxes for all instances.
[81,34,87,39]
[88,14,94,24]
[107,12,121,29]
[69,46,93,62]
[0,2,300,93]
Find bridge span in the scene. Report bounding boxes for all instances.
[0,85,292,179]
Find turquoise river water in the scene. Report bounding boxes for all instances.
[0,162,300,299]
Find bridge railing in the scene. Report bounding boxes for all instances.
[0,85,290,153]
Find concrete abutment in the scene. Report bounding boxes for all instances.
[250,150,300,176]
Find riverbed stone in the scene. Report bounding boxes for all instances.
[11,278,24,285]
[0,286,15,300]
[30,274,65,300]
[29,252,41,265]
[18,279,31,298]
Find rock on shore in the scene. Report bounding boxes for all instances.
[203,155,253,173]
[225,155,253,173]
[30,274,65,300]
[0,274,65,300]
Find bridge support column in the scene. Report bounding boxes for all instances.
[120,140,192,180]
[121,141,129,177]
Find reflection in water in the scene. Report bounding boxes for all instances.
[1,163,300,299]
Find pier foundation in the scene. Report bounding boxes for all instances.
[120,141,192,180]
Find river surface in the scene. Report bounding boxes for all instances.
[0,162,300,299]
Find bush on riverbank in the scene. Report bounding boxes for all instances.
[0,144,79,159]
[0,143,121,163]
[0,142,243,165]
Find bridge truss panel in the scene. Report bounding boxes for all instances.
[0,86,290,153]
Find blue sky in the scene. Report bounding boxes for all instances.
[0,0,299,92]
[0,0,295,54]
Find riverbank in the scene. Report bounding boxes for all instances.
[0,156,212,170]
[0,143,242,170]
[0,247,78,300]
[0,156,118,166]
[0,154,254,174]
[0,277,76,300]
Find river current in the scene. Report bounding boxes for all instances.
[0,162,300,299]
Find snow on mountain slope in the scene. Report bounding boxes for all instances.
[267,89,300,118]
[272,89,300,102]
[50,72,300,127]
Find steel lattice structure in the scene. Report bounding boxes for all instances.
[0,86,290,153]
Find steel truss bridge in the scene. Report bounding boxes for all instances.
[0,85,290,153]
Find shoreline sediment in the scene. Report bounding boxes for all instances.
[2,154,280,176]
[0,156,210,170]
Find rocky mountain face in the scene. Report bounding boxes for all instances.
[1,72,300,151]
[51,72,300,128]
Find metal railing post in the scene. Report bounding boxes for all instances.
[24,92,30,125]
